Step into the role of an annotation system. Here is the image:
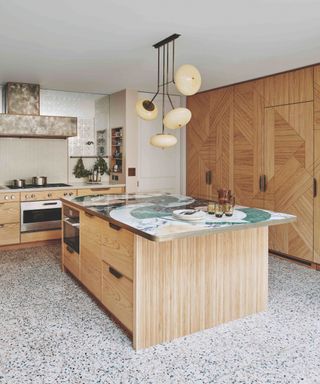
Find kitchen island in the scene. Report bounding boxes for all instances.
[61,193,295,350]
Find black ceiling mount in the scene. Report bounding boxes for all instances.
[153,33,181,49]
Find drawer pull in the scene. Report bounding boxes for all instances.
[66,245,75,254]
[0,224,4,228]
[109,223,121,231]
[85,211,94,218]
[109,266,123,279]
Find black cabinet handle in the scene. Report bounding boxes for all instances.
[205,171,212,185]
[314,178,318,198]
[85,211,94,218]
[109,266,123,279]
[259,175,267,192]
[109,223,121,231]
[66,245,75,254]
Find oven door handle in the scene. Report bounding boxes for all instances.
[42,202,59,206]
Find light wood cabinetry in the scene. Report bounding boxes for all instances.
[20,189,76,201]
[62,243,80,278]
[265,102,314,260]
[186,87,233,200]
[264,67,313,107]
[75,210,133,330]
[233,80,265,207]
[0,192,20,245]
[80,212,104,300]
[187,65,319,264]
[101,222,134,280]
[102,261,133,331]
[78,186,125,197]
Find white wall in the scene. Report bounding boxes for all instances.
[137,92,182,194]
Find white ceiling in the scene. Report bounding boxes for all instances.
[0,0,320,94]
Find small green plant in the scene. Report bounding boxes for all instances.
[73,158,91,178]
[94,156,111,176]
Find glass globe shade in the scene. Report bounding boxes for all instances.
[175,64,202,96]
[163,107,192,129]
[150,133,178,148]
[136,99,158,120]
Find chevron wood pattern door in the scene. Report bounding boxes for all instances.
[233,80,265,207]
[314,65,320,130]
[186,92,213,199]
[265,102,314,261]
[187,87,233,199]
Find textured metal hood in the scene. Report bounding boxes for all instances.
[0,82,77,138]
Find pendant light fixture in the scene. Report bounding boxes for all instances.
[136,34,201,148]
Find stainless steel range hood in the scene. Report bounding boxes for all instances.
[0,83,77,138]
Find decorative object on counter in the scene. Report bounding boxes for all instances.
[173,209,206,221]
[73,157,91,178]
[215,203,224,218]
[207,201,216,215]
[135,34,201,149]
[218,188,232,204]
[224,196,235,217]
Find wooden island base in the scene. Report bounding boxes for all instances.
[134,227,268,349]
[62,201,271,350]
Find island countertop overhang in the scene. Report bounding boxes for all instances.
[61,193,296,242]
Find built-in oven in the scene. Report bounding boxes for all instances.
[63,206,79,253]
[21,200,62,233]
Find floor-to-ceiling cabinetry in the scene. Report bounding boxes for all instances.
[187,66,320,265]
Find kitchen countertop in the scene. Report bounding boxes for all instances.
[61,193,296,242]
[0,182,125,193]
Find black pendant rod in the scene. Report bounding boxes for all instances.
[162,44,165,134]
[166,41,174,110]
[150,48,160,103]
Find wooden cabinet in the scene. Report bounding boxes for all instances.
[187,65,319,264]
[21,189,76,201]
[78,187,125,197]
[63,243,80,278]
[233,80,265,207]
[265,102,314,261]
[0,223,20,245]
[80,211,104,299]
[187,87,233,200]
[63,207,134,331]
[0,192,20,245]
[264,67,313,107]
[102,261,133,331]
[101,223,134,280]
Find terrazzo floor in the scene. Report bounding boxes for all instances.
[0,245,320,384]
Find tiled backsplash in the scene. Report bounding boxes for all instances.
[0,87,110,185]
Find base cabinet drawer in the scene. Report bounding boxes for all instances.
[101,223,134,280]
[63,244,80,279]
[0,203,20,224]
[102,262,133,332]
[0,223,20,245]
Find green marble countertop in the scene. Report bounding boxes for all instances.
[62,193,296,241]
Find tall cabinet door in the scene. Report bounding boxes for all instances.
[233,80,265,207]
[265,102,314,261]
[209,87,234,199]
[187,92,213,199]
[314,65,320,263]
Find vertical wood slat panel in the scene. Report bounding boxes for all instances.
[264,67,313,107]
[133,227,268,350]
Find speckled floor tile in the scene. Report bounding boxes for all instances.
[1,247,320,384]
